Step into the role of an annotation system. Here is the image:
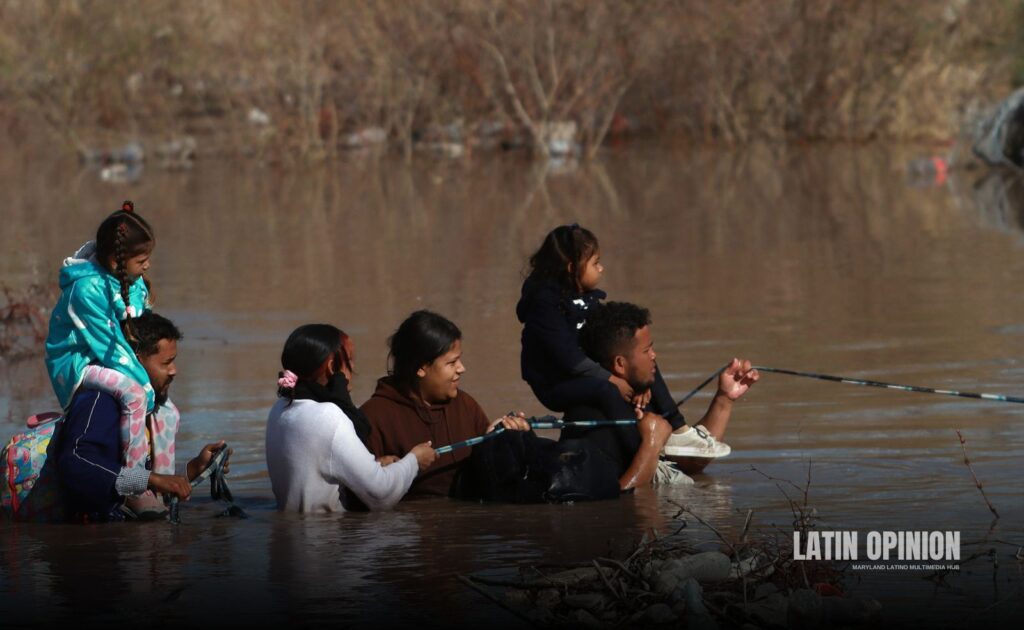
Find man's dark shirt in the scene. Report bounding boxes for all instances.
[558,363,690,475]
[559,397,641,477]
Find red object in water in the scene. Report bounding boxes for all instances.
[931,156,948,185]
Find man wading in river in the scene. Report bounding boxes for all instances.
[562,301,758,489]
[55,312,231,522]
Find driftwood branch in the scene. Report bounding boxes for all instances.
[954,429,999,519]
[457,575,534,625]
[592,559,624,600]
[669,501,738,559]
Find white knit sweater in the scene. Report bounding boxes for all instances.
[266,398,419,513]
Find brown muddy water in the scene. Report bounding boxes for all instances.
[1,145,1022,627]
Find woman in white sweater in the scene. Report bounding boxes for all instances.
[266,324,436,513]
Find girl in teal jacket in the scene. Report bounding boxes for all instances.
[45,201,170,514]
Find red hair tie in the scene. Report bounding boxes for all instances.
[122,200,134,212]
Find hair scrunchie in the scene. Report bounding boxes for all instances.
[278,370,298,389]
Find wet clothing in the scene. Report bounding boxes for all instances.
[266,397,419,513]
[451,430,620,503]
[557,374,688,479]
[560,397,641,478]
[362,377,489,497]
[80,364,179,476]
[285,373,376,511]
[516,276,685,429]
[45,241,153,412]
[55,389,160,522]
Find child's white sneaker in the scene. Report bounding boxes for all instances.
[662,425,731,458]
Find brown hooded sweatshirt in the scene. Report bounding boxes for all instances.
[361,376,489,497]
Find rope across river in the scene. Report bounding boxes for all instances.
[751,365,1024,404]
[674,363,1024,407]
[435,364,1024,455]
[433,417,637,455]
[155,363,1020,521]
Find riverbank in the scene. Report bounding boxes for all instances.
[0,1,1019,162]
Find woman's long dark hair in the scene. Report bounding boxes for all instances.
[95,200,155,342]
[279,324,352,398]
[387,310,461,391]
[526,223,599,295]
[278,323,369,449]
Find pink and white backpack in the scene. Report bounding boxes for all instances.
[1,412,65,522]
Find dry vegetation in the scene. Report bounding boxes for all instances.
[0,0,1018,160]
[0,284,53,359]
[458,463,858,628]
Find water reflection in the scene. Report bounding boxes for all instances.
[1,145,1023,625]
[267,511,426,624]
[951,167,1024,236]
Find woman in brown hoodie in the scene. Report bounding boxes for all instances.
[361,310,529,497]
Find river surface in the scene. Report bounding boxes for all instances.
[1,145,1022,627]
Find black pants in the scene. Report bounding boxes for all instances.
[532,367,686,430]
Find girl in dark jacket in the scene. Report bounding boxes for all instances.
[516,224,726,457]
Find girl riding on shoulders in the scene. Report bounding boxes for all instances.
[516,224,728,458]
[45,201,174,516]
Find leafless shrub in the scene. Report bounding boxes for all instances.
[0,0,1017,159]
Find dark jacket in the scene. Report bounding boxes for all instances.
[516,276,609,393]
[361,376,490,497]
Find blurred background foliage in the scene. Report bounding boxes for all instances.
[0,0,1018,159]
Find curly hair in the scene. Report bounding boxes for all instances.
[128,312,182,358]
[579,301,651,367]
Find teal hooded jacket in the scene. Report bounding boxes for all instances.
[45,242,154,412]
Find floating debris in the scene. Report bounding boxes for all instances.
[78,141,145,166]
[154,136,197,169]
[99,162,143,184]
[341,127,388,149]
[247,107,271,126]
[539,120,579,157]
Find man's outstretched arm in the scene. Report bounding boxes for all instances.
[696,358,759,440]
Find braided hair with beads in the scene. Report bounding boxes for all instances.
[94,200,156,342]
